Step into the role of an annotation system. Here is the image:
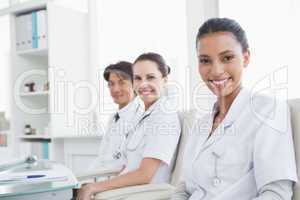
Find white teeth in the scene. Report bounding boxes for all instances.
[210,78,229,86]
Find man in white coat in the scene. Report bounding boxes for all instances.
[89,61,143,170]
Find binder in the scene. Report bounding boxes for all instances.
[15,10,48,51]
[31,11,38,49]
[30,141,49,160]
[18,15,28,50]
[15,14,30,51]
[15,16,21,50]
[24,13,33,50]
[37,9,48,49]
[31,142,40,159]
[42,141,49,160]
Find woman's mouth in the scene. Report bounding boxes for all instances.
[138,89,154,96]
[208,77,232,87]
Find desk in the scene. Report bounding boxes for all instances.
[0,160,78,200]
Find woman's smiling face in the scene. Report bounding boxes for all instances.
[197,31,250,97]
[133,60,166,107]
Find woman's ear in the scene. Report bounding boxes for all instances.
[243,50,250,68]
[163,76,168,84]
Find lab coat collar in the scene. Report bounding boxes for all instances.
[126,96,167,150]
[142,96,167,116]
[221,87,250,128]
[209,87,250,128]
[195,87,250,156]
[117,97,143,122]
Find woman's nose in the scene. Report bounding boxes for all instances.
[211,61,225,76]
[140,78,150,86]
[139,81,149,89]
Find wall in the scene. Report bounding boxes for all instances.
[219,0,300,99]
[186,0,219,110]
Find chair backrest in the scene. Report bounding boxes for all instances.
[170,109,199,185]
[289,99,300,200]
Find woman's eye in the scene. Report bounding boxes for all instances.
[134,77,141,81]
[147,76,155,80]
[223,55,234,62]
[199,58,210,65]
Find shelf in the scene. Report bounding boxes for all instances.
[0,0,49,16]
[52,135,103,139]
[19,135,51,140]
[17,48,48,56]
[19,134,103,140]
[20,91,49,97]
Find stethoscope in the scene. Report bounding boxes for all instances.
[189,150,222,198]
[191,129,224,189]
[111,103,152,160]
[212,151,222,187]
[124,111,153,152]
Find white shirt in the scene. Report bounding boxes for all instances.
[180,88,297,200]
[121,96,181,183]
[89,97,144,170]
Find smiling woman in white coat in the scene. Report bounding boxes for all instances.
[77,53,181,200]
[172,18,298,200]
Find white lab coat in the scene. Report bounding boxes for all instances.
[181,88,297,200]
[120,96,181,183]
[89,97,144,170]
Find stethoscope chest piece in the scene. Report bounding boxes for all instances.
[212,177,222,187]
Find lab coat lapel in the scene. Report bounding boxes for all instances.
[126,97,160,150]
[126,112,150,150]
[195,88,250,158]
[192,111,215,162]
[199,117,227,153]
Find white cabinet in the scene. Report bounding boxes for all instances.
[7,1,99,168]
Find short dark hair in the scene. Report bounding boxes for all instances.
[196,18,249,52]
[103,61,133,82]
[133,52,171,77]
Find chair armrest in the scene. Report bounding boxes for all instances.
[94,183,175,200]
[76,167,122,182]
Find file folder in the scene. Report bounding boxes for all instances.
[42,141,49,160]
[25,13,32,50]
[16,14,28,50]
[31,11,38,49]
[37,9,48,49]
[15,16,21,51]
[15,9,48,51]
